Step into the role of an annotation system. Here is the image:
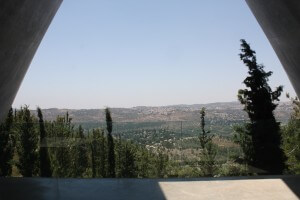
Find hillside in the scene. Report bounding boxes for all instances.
[34,101,293,124]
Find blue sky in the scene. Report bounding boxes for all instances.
[13,0,296,109]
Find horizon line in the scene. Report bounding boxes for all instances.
[12,100,292,110]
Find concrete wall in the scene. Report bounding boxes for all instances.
[246,0,300,97]
[0,0,62,121]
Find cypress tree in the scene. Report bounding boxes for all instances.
[0,108,14,176]
[16,106,39,177]
[37,107,52,177]
[199,108,213,149]
[198,108,216,176]
[105,108,115,177]
[235,39,286,174]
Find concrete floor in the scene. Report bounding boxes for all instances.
[0,176,299,200]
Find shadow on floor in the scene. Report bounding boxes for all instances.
[0,178,167,200]
[282,176,300,199]
[0,177,57,200]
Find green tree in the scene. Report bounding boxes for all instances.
[118,141,137,178]
[73,125,88,177]
[105,108,115,177]
[91,128,106,177]
[37,107,52,177]
[0,108,14,176]
[235,39,285,174]
[115,134,122,177]
[199,108,213,149]
[49,113,73,177]
[154,148,168,178]
[135,147,151,178]
[198,108,217,176]
[16,106,39,177]
[99,129,106,177]
[282,95,300,174]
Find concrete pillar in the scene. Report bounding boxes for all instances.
[0,0,62,121]
[246,0,300,97]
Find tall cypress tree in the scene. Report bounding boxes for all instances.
[235,39,285,174]
[198,108,216,176]
[199,108,213,149]
[0,108,14,176]
[105,108,115,177]
[37,107,52,177]
[16,106,39,177]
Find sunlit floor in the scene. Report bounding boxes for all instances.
[0,176,299,200]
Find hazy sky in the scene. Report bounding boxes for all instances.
[13,0,296,109]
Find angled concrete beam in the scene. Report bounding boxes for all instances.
[0,0,63,121]
[246,0,300,97]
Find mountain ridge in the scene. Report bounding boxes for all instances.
[26,101,293,124]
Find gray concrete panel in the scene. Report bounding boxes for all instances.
[0,0,62,122]
[246,0,300,97]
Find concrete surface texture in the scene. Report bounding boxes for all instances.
[246,0,300,97]
[0,0,62,121]
[0,176,299,200]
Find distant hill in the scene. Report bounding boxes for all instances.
[31,101,293,124]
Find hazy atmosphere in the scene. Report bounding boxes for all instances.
[13,0,296,109]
